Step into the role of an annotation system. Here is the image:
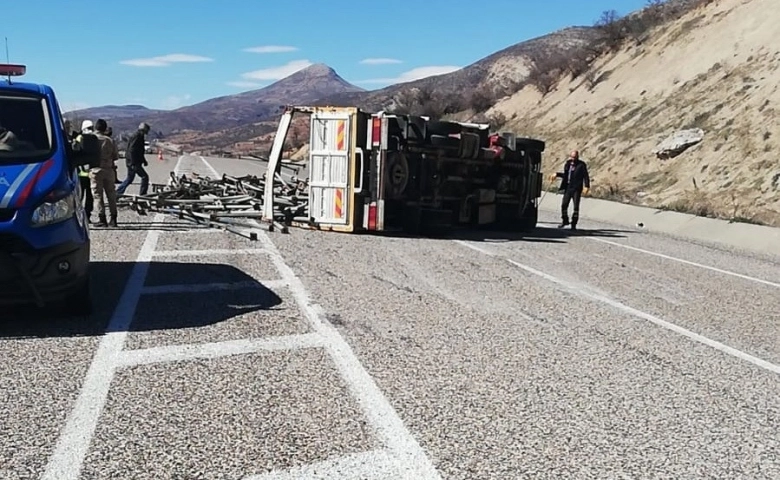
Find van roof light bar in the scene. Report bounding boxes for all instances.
[0,64,25,84]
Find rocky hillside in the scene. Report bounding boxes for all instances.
[490,0,780,226]
[320,26,604,113]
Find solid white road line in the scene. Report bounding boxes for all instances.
[41,214,165,480]
[43,155,193,479]
[198,155,440,475]
[454,240,780,376]
[116,334,325,367]
[587,237,780,289]
[140,279,288,295]
[153,248,269,257]
[244,449,404,480]
[257,231,442,479]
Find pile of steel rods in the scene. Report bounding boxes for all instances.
[116,165,309,238]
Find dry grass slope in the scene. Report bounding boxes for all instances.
[493,0,780,226]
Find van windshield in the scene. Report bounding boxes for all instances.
[0,93,55,164]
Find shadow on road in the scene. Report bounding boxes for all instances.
[93,221,222,233]
[362,223,632,244]
[0,261,282,339]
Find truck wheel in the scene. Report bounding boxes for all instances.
[62,277,93,317]
[385,152,409,198]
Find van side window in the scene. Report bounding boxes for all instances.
[0,94,54,161]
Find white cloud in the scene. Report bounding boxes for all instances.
[227,81,264,89]
[240,60,313,81]
[161,94,192,109]
[360,57,403,65]
[243,45,298,54]
[120,53,213,67]
[356,65,462,85]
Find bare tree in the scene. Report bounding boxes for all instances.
[564,47,593,79]
[595,9,627,51]
[526,52,568,95]
[387,87,461,119]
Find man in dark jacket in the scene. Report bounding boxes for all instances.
[116,122,150,196]
[550,150,590,230]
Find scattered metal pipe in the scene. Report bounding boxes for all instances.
[117,168,309,238]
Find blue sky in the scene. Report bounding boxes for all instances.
[4,0,649,112]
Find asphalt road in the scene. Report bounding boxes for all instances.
[1,153,778,479]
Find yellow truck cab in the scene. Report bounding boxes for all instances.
[263,105,544,235]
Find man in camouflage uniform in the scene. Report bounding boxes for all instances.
[89,119,120,227]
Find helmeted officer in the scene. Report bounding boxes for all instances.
[77,120,95,223]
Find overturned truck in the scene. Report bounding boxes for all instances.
[262,106,545,234]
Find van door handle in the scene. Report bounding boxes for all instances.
[354,147,364,194]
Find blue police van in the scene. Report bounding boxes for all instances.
[0,64,96,316]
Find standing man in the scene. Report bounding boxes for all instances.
[105,126,121,184]
[116,122,150,196]
[550,150,590,230]
[77,120,95,223]
[90,119,120,227]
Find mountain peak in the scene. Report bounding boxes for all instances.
[267,63,365,95]
[301,63,337,77]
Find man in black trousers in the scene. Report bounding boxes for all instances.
[550,150,590,230]
[116,122,151,196]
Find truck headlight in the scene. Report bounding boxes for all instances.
[31,189,77,227]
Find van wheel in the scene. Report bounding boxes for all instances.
[62,278,93,317]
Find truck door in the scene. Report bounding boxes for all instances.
[308,110,354,229]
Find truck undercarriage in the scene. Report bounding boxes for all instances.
[376,115,544,234]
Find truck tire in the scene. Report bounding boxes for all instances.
[515,137,546,152]
[385,152,409,199]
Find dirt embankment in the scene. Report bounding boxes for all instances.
[494,0,780,226]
